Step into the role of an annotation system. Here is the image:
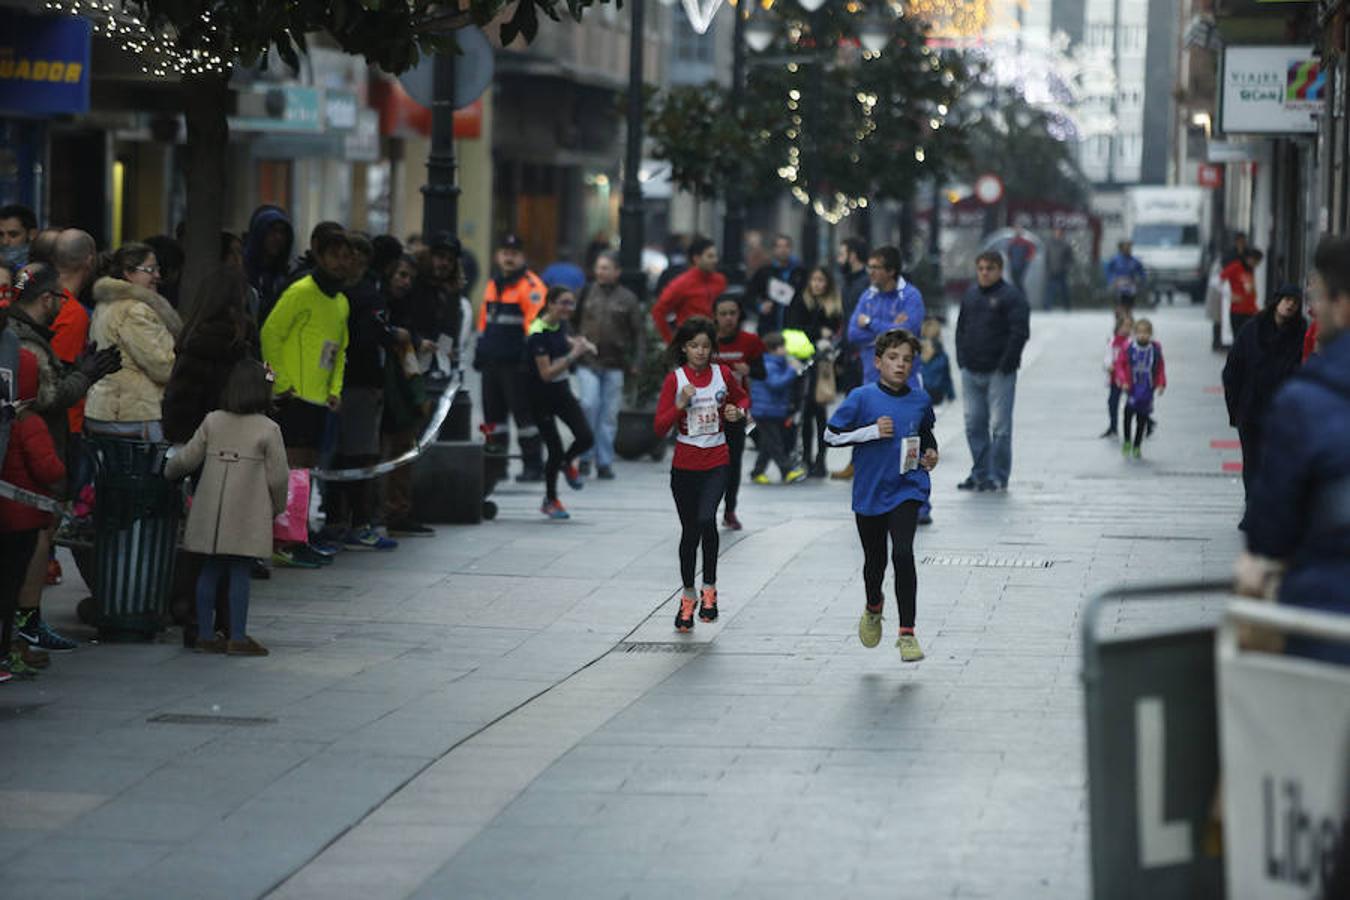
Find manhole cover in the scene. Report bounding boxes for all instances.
[147,713,276,727]
[921,554,1054,568]
[616,642,705,654]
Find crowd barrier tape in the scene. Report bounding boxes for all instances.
[0,370,464,510]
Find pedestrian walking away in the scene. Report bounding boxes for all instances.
[476,233,547,482]
[955,251,1030,492]
[653,317,748,632]
[1113,318,1166,460]
[1221,283,1307,524]
[825,328,937,663]
[526,286,596,520]
[1100,311,1133,438]
[164,360,290,656]
[710,294,764,530]
[1235,234,1350,663]
[574,251,642,480]
[749,332,806,485]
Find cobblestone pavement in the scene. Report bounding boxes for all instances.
[0,305,1243,898]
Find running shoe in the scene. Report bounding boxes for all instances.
[1100,428,1117,439]
[698,586,719,623]
[226,636,270,657]
[723,510,743,531]
[342,528,398,551]
[294,544,335,566]
[272,547,321,569]
[596,466,615,480]
[563,463,584,491]
[1122,441,1132,459]
[307,536,340,557]
[577,460,592,477]
[540,499,571,520]
[956,477,980,490]
[4,651,40,679]
[675,594,697,633]
[250,559,271,579]
[387,520,436,537]
[897,633,925,662]
[1131,444,1142,460]
[784,468,807,484]
[918,514,934,526]
[16,611,77,653]
[977,481,1000,492]
[752,473,772,485]
[858,609,883,648]
[46,558,63,585]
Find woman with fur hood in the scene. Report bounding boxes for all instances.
[84,243,182,441]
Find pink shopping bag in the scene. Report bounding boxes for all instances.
[272,468,310,544]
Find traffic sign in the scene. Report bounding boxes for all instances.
[398,26,494,111]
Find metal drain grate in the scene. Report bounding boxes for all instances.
[1102,534,1211,543]
[616,642,705,654]
[1154,470,1240,479]
[147,713,276,727]
[921,554,1054,568]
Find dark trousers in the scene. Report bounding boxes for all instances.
[1123,405,1149,448]
[1230,312,1254,341]
[752,419,795,478]
[480,361,543,470]
[1107,384,1123,433]
[722,420,747,514]
[800,379,829,471]
[1237,421,1262,501]
[533,391,594,502]
[196,555,251,641]
[671,466,727,588]
[0,529,40,656]
[325,456,379,530]
[855,501,921,628]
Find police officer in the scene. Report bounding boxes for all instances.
[1235,234,1350,662]
[476,234,546,481]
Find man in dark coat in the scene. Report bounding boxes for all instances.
[1222,283,1307,520]
[1237,236,1350,662]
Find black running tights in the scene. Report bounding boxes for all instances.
[1122,405,1148,448]
[535,391,594,502]
[855,501,921,628]
[671,466,728,588]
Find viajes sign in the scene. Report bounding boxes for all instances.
[1220,46,1323,135]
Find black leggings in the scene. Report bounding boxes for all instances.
[801,369,829,469]
[722,421,747,515]
[0,530,40,656]
[534,391,594,501]
[1122,405,1149,448]
[855,501,921,628]
[671,466,728,588]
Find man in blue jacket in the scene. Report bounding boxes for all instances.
[955,251,1030,492]
[847,246,925,388]
[1237,235,1350,662]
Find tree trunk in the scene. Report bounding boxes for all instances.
[178,70,231,316]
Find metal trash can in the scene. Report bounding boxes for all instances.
[88,437,180,640]
[1081,580,1230,899]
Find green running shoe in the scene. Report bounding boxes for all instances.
[858,610,883,648]
[897,633,925,663]
[1131,444,1142,460]
[1121,441,1132,458]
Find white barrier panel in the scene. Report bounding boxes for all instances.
[1218,601,1350,900]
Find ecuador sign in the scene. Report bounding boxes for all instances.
[1220,46,1321,135]
[0,11,91,116]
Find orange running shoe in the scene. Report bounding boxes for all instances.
[698,586,719,623]
[674,593,697,632]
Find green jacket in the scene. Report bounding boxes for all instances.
[260,275,350,405]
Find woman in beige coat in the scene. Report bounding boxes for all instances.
[85,243,183,441]
[165,360,289,656]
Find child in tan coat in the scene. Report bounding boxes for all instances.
[165,360,289,655]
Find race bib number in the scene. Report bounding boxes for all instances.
[319,340,339,371]
[900,435,921,474]
[767,278,795,306]
[687,399,720,437]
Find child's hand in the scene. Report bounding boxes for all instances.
[876,416,894,438]
[676,383,697,409]
[920,448,939,471]
[1156,386,1165,397]
[857,313,871,327]
[723,404,743,422]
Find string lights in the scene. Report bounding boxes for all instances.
[44,1,236,78]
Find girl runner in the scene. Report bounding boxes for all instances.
[526,286,596,519]
[654,316,749,631]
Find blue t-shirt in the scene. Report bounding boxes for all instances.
[827,382,936,516]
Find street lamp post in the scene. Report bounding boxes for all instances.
[421,51,460,236]
[619,0,647,300]
[720,1,749,286]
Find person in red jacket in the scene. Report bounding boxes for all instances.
[653,316,748,632]
[710,293,764,531]
[1221,248,1264,340]
[651,236,726,342]
[1,349,67,680]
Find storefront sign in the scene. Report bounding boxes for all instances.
[1221,46,1322,135]
[1197,164,1223,189]
[0,11,91,116]
[229,85,323,133]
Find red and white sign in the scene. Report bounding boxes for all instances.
[974,173,1005,206]
[1198,164,1224,189]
